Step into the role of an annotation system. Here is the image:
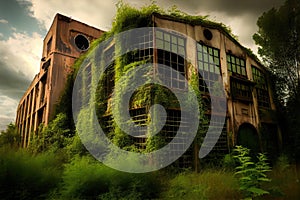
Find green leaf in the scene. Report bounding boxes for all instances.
[257,178,271,182]
[247,187,269,196]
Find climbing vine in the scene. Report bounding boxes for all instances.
[52,1,238,157]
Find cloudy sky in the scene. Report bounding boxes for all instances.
[0,0,285,131]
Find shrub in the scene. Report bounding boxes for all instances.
[0,123,20,148]
[59,156,162,199]
[0,149,61,200]
[222,153,237,170]
[233,145,271,199]
[161,170,241,199]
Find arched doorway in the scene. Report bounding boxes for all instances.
[237,123,260,155]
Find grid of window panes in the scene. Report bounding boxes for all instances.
[123,30,154,64]
[231,80,252,101]
[132,30,154,62]
[197,43,221,93]
[252,66,270,108]
[156,30,186,56]
[227,55,247,77]
[156,30,186,89]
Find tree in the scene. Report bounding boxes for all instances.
[253,0,300,161]
[253,0,300,103]
[0,123,20,148]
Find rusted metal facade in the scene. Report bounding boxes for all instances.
[15,14,104,147]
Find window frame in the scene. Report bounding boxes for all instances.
[155,30,187,90]
[252,66,270,108]
[227,54,247,78]
[197,43,221,94]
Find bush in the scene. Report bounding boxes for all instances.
[59,156,162,199]
[0,123,20,148]
[0,149,61,200]
[222,153,237,170]
[161,170,241,199]
[233,145,271,199]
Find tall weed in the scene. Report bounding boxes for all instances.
[0,148,61,199]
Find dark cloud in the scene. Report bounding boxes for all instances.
[0,60,31,100]
[168,0,285,16]
[0,58,30,131]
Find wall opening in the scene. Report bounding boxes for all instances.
[237,123,260,155]
[203,29,213,40]
[74,34,90,51]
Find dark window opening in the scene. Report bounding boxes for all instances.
[42,59,51,70]
[103,63,115,99]
[129,48,154,63]
[231,79,253,101]
[261,123,279,162]
[157,49,186,89]
[237,123,260,156]
[252,66,270,108]
[47,37,52,55]
[40,73,47,104]
[156,30,187,90]
[203,29,213,40]
[227,54,247,78]
[75,34,90,51]
[27,94,32,116]
[202,116,228,163]
[37,108,44,127]
[197,43,221,94]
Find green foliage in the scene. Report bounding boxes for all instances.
[0,123,20,148]
[59,156,162,199]
[233,146,271,199]
[222,153,237,170]
[161,170,241,200]
[266,162,300,199]
[274,154,290,173]
[253,0,300,162]
[29,113,73,155]
[0,149,61,200]
[54,74,76,132]
[65,133,87,157]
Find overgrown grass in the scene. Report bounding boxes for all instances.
[0,148,62,200]
[55,156,162,200]
[1,146,300,199]
[160,169,241,200]
[263,158,300,199]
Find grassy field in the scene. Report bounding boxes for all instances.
[0,148,299,199]
[160,166,300,200]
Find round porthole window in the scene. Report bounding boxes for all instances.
[74,34,90,51]
[203,29,213,40]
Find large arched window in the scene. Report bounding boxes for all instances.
[237,123,260,155]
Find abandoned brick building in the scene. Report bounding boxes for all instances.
[15,14,104,147]
[16,12,282,168]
